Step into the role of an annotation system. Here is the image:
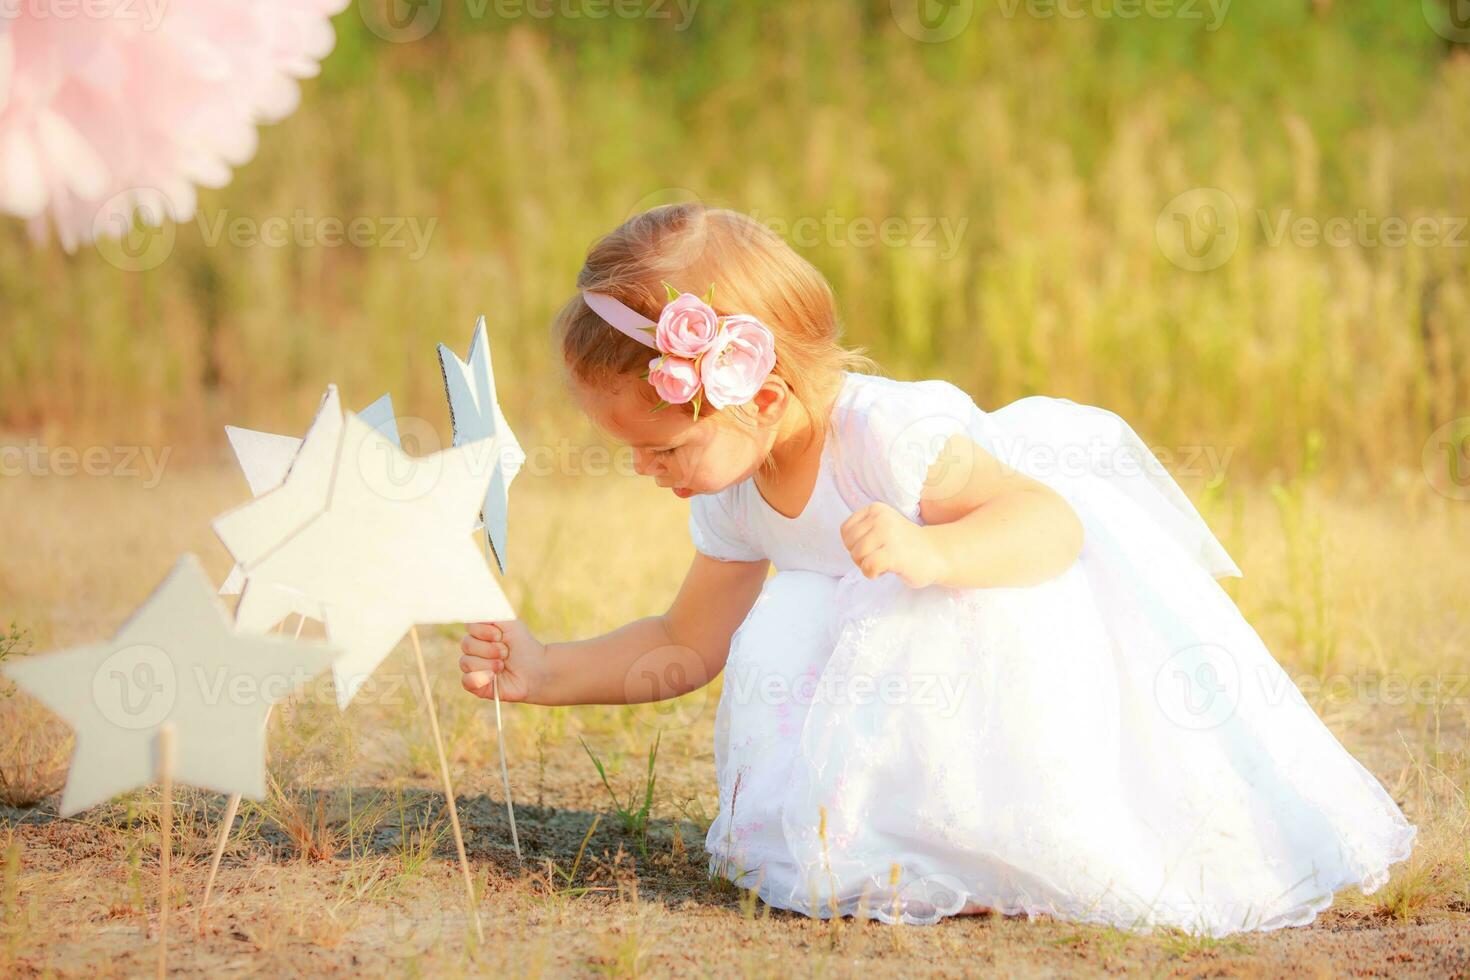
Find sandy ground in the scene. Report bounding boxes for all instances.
[4,668,1467,979]
[1,464,1467,977]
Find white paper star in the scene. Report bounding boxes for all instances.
[3,555,337,816]
[212,401,516,709]
[438,315,526,573]
[218,390,402,613]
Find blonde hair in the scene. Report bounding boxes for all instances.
[553,203,876,445]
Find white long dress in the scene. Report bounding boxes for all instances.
[691,370,1416,936]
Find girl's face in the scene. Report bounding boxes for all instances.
[574,377,783,498]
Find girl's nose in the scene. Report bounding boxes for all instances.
[632,449,660,477]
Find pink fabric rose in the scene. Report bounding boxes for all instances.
[700,315,777,409]
[648,354,701,404]
[655,293,721,359]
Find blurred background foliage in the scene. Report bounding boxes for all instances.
[2,0,1467,488]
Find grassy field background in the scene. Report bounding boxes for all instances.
[2,1,1469,975]
[1,1,1468,488]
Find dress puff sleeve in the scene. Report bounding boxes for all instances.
[689,488,765,562]
[831,375,1003,525]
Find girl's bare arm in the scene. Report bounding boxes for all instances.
[460,552,768,706]
[841,433,1084,590]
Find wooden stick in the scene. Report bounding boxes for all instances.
[409,626,483,945]
[200,614,306,928]
[491,673,521,859]
[198,793,240,930]
[481,533,522,859]
[156,722,176,980]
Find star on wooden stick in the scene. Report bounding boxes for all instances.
[3,555,337,816]
[212,399,515,709]
[438,315,526,573]
[218,390,402,617]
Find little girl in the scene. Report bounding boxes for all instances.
[458,204,1416,936]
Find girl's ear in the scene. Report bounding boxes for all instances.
[748,377,791,427]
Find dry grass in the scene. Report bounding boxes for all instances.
[0,454,1467,975]
[0,700,69,810]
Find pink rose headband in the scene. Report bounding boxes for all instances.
[582,283,777,419]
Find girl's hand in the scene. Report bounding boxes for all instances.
[840,502,949,589]
[459,619,549,704]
